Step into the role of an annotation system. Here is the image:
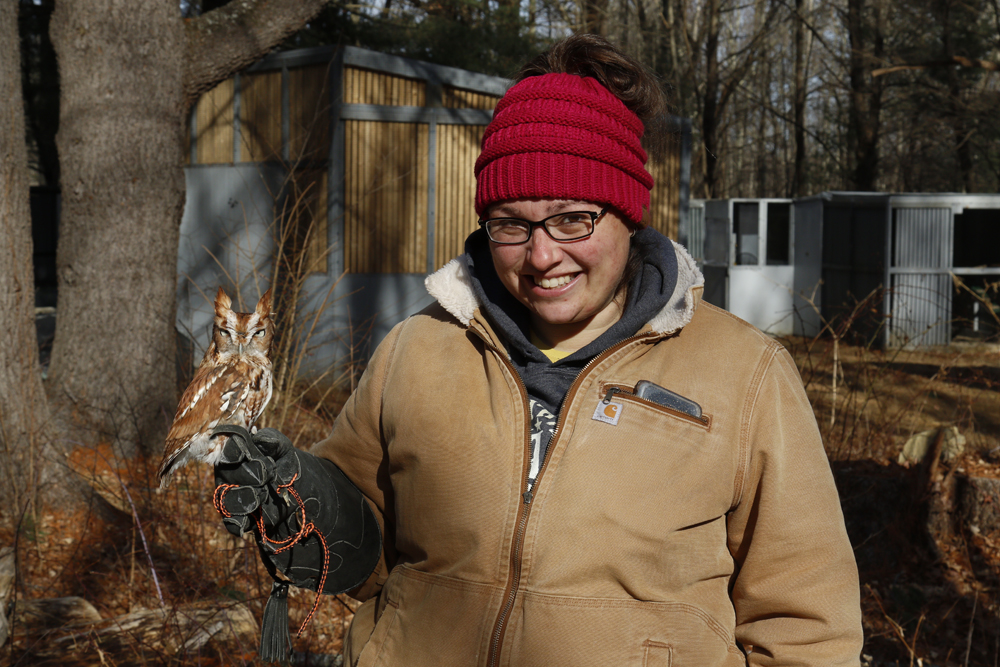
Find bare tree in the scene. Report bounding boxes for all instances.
[791,0,814,195]
[697,0,780,197]
[0,0,51,507]
[845,0,884,190]
[0,1,335,510]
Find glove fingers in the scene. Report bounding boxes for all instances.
[253,428,294,459]
[219,485,263,516]
[214,425,269,464]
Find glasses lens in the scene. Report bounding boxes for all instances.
[486,219,530,243]
[545,212,594,240]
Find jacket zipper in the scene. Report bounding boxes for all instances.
[476,328,658,667]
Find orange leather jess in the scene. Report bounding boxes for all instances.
[311,242,864,667]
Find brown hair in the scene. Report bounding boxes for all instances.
[514,34,670,303]
[514,33,671,160]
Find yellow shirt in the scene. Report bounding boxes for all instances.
[530,330,572,362]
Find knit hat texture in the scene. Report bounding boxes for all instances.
[475,72,653,226]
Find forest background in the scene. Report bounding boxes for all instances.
[2,0,1000,664]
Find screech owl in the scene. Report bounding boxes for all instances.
[158,287,274,489]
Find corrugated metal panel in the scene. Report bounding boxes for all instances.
[442,86,499,110]
[890,273,952,347]
[343,67,426,106]
[434,124,486,269]
[688,205,705,262]
[343,120,429,273]
[240,71,283,162]
[890,207,953,347]
[893,207,952,268]
[191,79,235,165]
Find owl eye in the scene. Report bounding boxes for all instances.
[255,330,266,337]
[220,330,230,337]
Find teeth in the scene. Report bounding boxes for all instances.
[534,274,575,288]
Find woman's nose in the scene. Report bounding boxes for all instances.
[524,226,561,268]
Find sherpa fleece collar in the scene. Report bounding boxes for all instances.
[424,239,704,337]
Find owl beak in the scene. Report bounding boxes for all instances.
[238,343,244,355]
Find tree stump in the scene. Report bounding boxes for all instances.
[958,475,1000,535]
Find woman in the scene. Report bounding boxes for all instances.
[213,34,863,667]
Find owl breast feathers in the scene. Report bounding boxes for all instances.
[158,287,274,489]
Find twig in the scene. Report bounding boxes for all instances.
[119,479,165,608]
[965,592,978,667]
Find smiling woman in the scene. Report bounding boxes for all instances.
[209,33,865,667]
[485,200,632,353]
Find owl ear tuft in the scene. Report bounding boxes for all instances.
[255,288,274,318]
[214,287,233,316]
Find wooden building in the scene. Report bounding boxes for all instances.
[177,45,693,375]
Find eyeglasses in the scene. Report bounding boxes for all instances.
[479,207,609,245]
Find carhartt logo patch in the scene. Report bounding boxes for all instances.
[592,400,623,425]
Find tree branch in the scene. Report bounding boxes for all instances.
[183,0,330,110]
[872,55,1000,77]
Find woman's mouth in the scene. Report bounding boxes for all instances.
[532,273,577,289]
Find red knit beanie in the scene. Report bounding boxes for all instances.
[475,72,653,226]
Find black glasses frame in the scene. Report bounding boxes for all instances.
[478,207,609,245]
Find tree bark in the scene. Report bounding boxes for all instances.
[0,0,51,505]
[939,1,975,193]
[48,2,188,453]
[846,0,883,190]
[46,0,329,456]
[184,0,329,107]
[701,0,721,198]
[791,0,813,197]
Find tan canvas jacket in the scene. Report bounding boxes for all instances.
[311,241,863,667]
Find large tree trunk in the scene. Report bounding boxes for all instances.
[791,0,813,197]
[939,1,975,193]
[701,0,721,198]
[48,2,187,453]
[846,0,883,191]
[46,0,330,456]
[0,0,51,506]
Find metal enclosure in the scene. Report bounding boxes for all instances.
[792,192,1000,348]
[698,199,795,335]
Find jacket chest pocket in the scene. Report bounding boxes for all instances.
[597,381,711,429]
[543,381,732,544]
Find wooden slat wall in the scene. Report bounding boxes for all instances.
[644,138,682,240]
[190,79,234,165]
[344,67,426,106]
[344,120,429,273]
[240,71,282,162]
[285,169,329,275]
[442,86,500,110]
[185,53,683,275]
[435,124,487,269]
[290,65,330,164]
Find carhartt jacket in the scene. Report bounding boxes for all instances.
[311,241,863,667]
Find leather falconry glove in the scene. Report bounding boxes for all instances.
[212,425,381,663]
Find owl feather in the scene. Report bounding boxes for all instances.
[158,287,274,489]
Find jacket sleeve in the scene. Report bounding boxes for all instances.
[726,345,863,666]
[309,322,405,601]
